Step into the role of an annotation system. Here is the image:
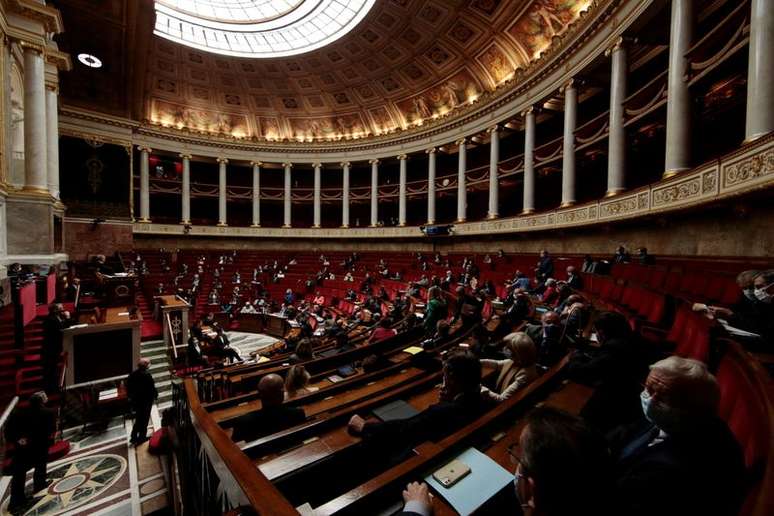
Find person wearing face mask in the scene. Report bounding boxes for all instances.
[513,407,613,516]
[525,311,566,366]
[567,311,651,432]
[608,356,745,516]
[706,270,774,344]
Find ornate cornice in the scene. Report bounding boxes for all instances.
[45,47,71,71]
[5,0,64,34]
[133,135,774,240]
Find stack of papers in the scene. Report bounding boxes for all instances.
[403,346,424,355]
[98,388,119,401]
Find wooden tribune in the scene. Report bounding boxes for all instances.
[62,306,142,388]
[156,295,191,362]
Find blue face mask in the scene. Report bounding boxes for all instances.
[640,389,653,422]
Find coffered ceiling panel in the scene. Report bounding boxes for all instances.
[54,0,597,141]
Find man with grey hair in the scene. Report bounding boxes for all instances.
[5,391,55,512]
[609,356,744,516]
[127,358,157,445]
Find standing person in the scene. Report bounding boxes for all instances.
[42,303,73,393]
[5,392,56,513]
[127,359,158,445]
[422,286,447,335]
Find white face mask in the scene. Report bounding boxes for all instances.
[754,282,773,303]
[640,389,653,422]
[743,288,757,301]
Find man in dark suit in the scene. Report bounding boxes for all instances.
[567,311,651,432]
[565,266,583,290]
[535,249,554,283]
[127,359,158,445]
[5,392,56,512]
[42,303,73,393]
[348,349,494,457]
[609,356,745,516]
[231,374,306,442]
[525,311,565,366]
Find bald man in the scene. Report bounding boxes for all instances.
[230,374,306,443]
[525,311,567,365]
[127,359,157,445]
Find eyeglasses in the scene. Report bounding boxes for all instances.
[507,442,523,466]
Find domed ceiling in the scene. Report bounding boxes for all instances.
[145,0,595,141]
[55,0,596,144]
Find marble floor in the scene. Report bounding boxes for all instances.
[227,331,281,358]
[0,406,169,516]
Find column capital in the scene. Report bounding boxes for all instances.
[18,40,45,55]
[45,83,58,93]
[216,157,229,164]
[487,125,500,134]
[559,78,576,93]
[455,138,467,146]
[397,154,408,161]
[340,161,351,168]
[426,147,437,155]
[282,162,293,168]
[138,145,152,154]
[249,160,263,167]
[312,162,322,168]
[179,153,192,160]
[520,105,539,117]
[369,159,380,165]
[604,36,635,57]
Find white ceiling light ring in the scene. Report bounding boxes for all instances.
[77,53,102,68]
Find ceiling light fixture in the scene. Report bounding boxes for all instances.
[77,53,103,68]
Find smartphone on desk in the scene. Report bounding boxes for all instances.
[432,459,471,488]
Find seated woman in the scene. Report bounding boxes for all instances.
[289,338,315,364]
[285,365,316,399]
[480,332,538,402]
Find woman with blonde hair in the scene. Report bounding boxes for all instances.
[285,365,313,399]
[480,332,538,402]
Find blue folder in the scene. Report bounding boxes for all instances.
[424,447,513,515]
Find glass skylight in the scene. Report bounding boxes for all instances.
[153,0,376,58]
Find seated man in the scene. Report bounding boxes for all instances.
[609,356,745,516]
[399,407,613,516]
[565,265,583,290]
[568,311,650,432]
[525,311,566,366]
[348,349,494,457]
[230,374,306,442]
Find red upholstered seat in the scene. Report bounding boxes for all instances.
[716,353,768,471]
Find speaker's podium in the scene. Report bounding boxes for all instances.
[156,295,191,360]
[95,272,137,307]
[62,307,142,388]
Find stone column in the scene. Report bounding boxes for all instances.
[745,0,774,142]
[561,79,577,207]
[180,153,191,224]
[45,85,59,199]
[522,108,536,214]
[341,162,350,228]
[456,139,467,222]
[250,161,261,227]
[369,159,379,227]
[22,43,47,192]
[398,155,408,226]
[313,162,322,228]
[283,162,292,228]
[427,148,437,224]
[217,157,228,226]
[487,126,500,219]
[139,146,151,222]
[664,0,694,178]
[606,38,627,196]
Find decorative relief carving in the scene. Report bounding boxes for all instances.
[652,177,701,207]
[599,194,638,218]
[702,168,718,195]
[722,148,774,191]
